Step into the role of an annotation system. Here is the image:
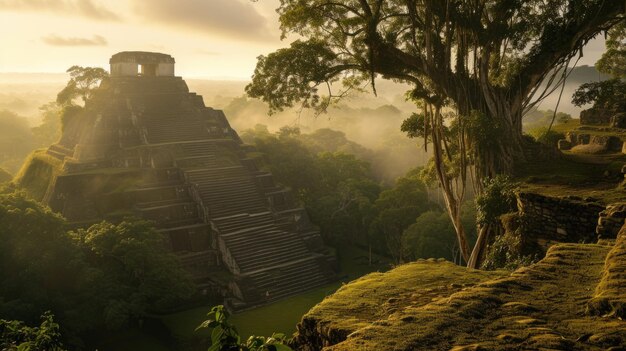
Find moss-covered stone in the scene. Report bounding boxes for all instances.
[292,260,507,350]
[588,223,626,319]
[293,239,626,350]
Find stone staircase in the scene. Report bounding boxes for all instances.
[144,112,210,144]
[245,257,331,303]
[114,75,335,306]
[46,144,74,161]
[184,166,269,218]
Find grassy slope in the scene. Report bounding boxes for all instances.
[294,260,507,349]
[309,240,625,350]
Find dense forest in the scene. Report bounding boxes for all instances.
[1,1,626,350]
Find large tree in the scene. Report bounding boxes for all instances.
[246,0,625,266]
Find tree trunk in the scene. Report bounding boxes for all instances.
[467,224,489,269]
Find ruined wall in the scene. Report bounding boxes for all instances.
[516,192,605,247]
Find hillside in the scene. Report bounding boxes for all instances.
[293,225,626,350]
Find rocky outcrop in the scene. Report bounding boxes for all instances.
[597,203,626,239]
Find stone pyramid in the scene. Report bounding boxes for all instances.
[19,51,337,308]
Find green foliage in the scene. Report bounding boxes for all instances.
[246,0,624,264]
[571,79,626,112]
[244,126,461,262]
[0,312,66,351]
[402,211,456,261]
[481,214,539,270]
[476,176,518,226]
[0,189,78,317]
[465,110,503,151]
[243,127,380,245]
[369,171,431,262]
[197,305,292,351]
[400,113,427,140]
[71,220,196,329]
[403,202,477,262]
[56,66,108,107]
[246,39,362,114]
[596,22,626,79]
[0,190,195,346]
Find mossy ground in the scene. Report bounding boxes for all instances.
[515,146,625,204]
[296,260,507,348]
[589,225,626,319]
[297,239,626,351]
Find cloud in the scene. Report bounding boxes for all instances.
[42,34,108,46]
[130,0,274,41]
[0,0,120,21]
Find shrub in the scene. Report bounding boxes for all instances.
[481,213,540,270]
[197,305,292,351]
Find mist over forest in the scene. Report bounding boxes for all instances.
[0,65,603,180]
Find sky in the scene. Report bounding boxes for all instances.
[0,0,608,80]
[0,0,286,79]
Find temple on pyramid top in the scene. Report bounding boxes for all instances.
[17,52,338,309]
[110,51,175,77]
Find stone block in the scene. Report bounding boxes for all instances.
[577,134,590,144]
[558,139,572,150]
[589,135,623,152]
[566,132,578,145]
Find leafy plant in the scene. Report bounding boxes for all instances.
[475,176,518,226]
[0,312,66,351]
[196,305,292,351]
[572,79,626,112]
[481,214,539,270]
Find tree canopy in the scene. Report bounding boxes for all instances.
[0,189,195,346]
[246,0,625,266]
[56,66,108,107]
